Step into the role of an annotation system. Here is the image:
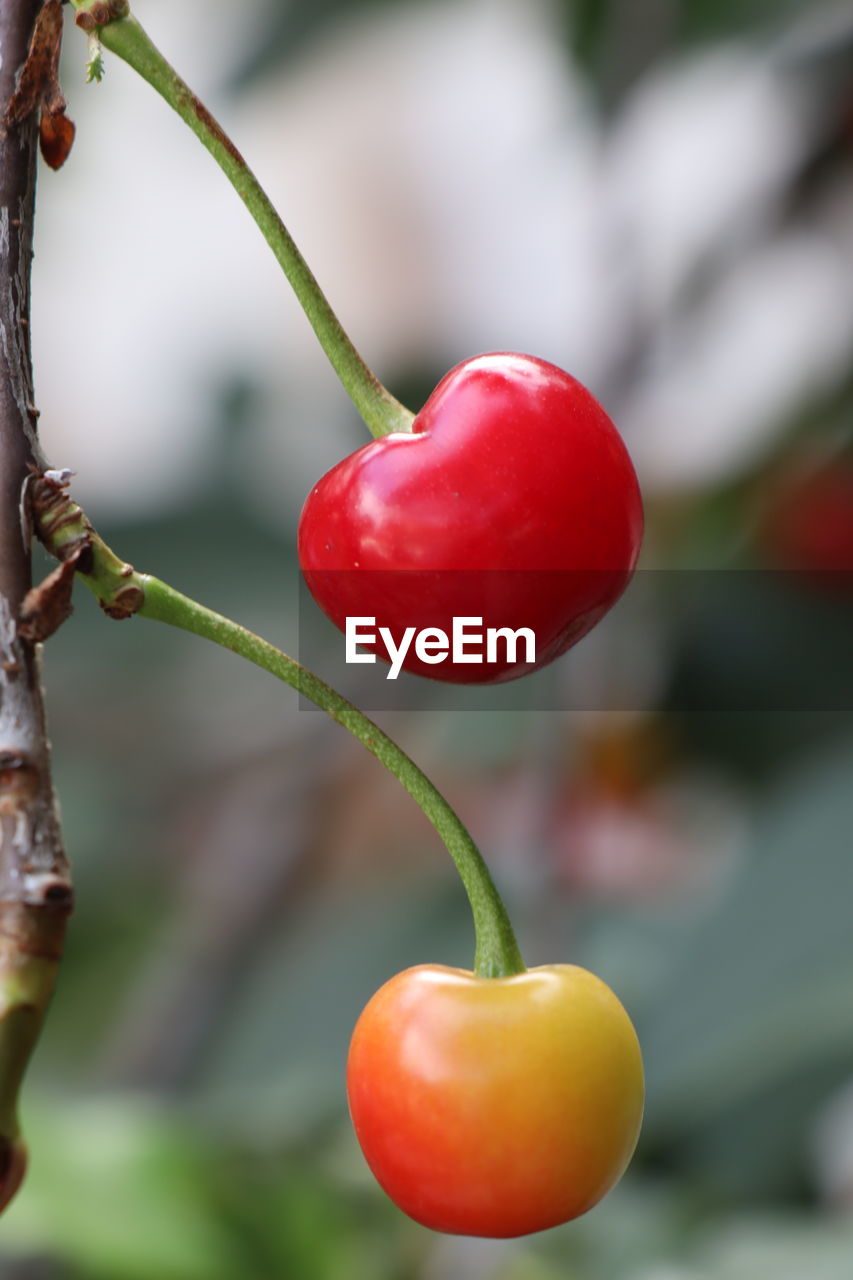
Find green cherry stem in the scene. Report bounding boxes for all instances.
[140,579,524,978]
[32,475,525,980]
[70,2,414,442]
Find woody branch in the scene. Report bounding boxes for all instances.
[0,0,73,1210]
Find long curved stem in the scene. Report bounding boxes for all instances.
[71,4,414,442]
[140,577,523,978]
[32,475,524,979]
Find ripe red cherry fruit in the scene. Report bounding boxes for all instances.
[346,964,644,1237]
[298,353,643,683]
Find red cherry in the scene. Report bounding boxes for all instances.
[298,353,643,683]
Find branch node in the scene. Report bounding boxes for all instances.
[102,583,144,620]
[31,470,144,618]
[20,873,73,911]
[75,1,126,32]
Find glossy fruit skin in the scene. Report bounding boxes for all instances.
[346,964,644,1237]
[299,353,643,683]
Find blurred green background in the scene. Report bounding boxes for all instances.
[6,0,853,1274]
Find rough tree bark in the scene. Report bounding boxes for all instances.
[0,0,72,1209]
